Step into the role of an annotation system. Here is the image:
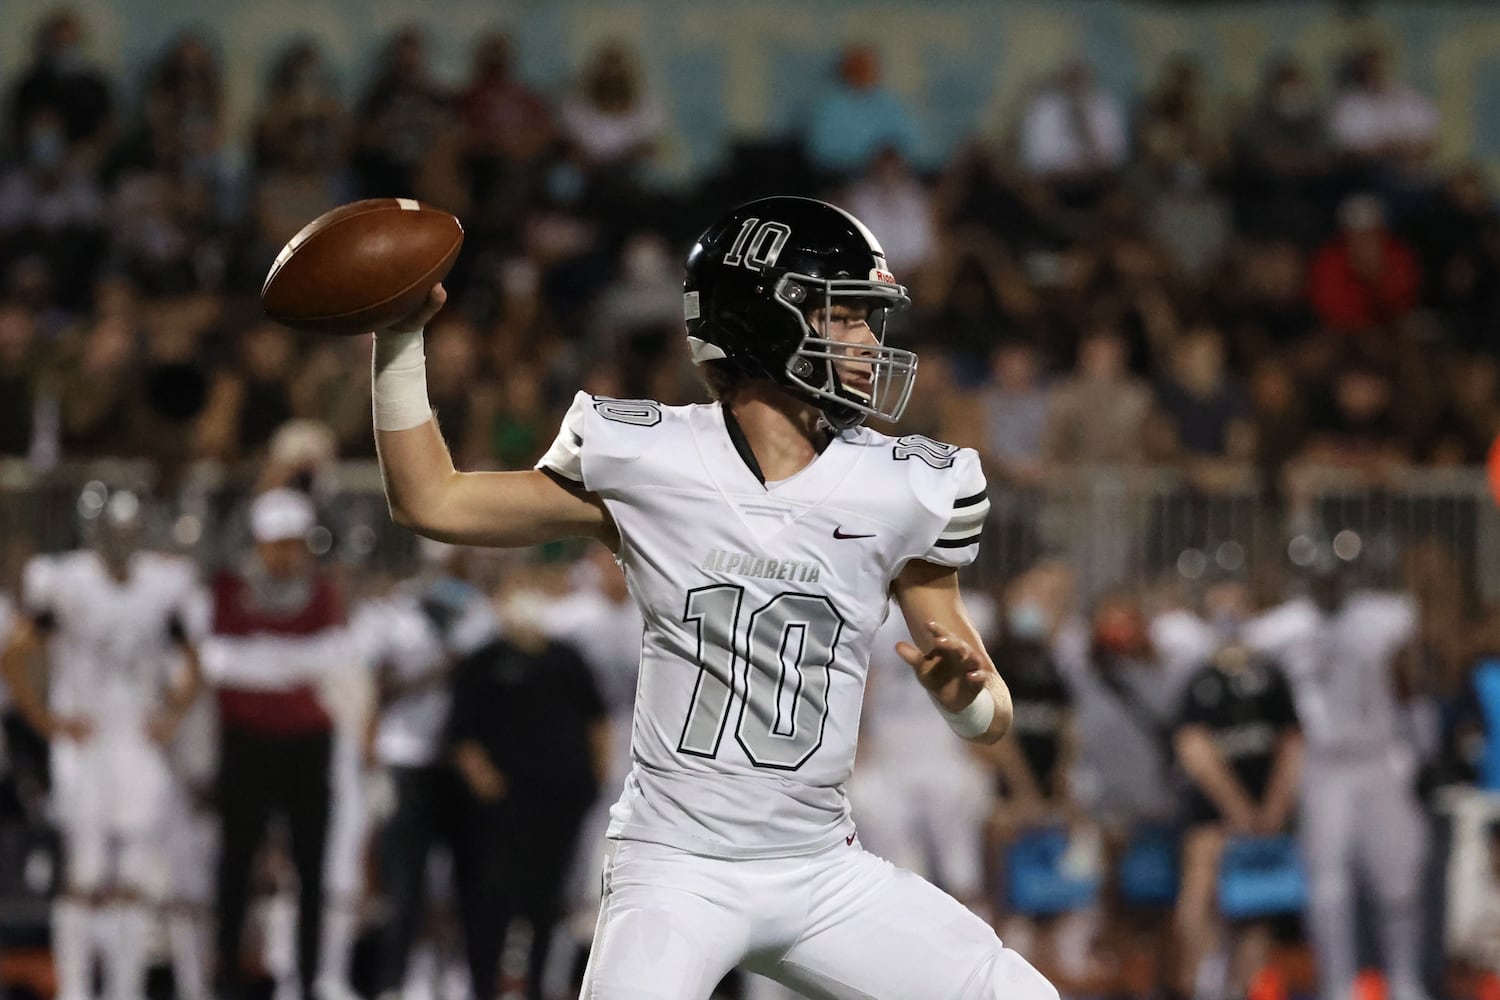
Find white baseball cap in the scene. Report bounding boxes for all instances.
[249,488,316,543]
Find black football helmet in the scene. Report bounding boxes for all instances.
[683,196,915,429]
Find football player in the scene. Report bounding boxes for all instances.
[1242,554,1431,1000]
[1,486,205,1000]
[368,196,1057,1000]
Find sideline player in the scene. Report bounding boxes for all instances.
[367,196,1058,999]
[1,487,204,1000]
[1243,556,1431,1000]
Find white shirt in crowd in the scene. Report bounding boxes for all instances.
[1019,86,1129,178]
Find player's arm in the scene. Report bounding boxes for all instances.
[1255,663,1304,833]
[1173,724,1257,830]
[891,559,1013,745]
[0,615,88,741]
[1,617,50,735]
[148,615,204,744]
[373,285,615,549]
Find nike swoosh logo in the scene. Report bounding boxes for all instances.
[833,527,875,540]
[846,832,857,845]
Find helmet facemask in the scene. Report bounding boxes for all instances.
[772,272,915,429]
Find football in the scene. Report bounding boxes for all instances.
[260,198,463,335]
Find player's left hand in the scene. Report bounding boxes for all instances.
[897,620,990,714]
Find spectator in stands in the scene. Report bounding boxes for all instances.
[1234,240,1319,360]
[1018,60,1128,205]
[843,147,940,285]
[587,231,682,378]
[1248,357,1310,497]
[128,30,225,174]
[480,361,548,471]
[1300,356,1407,472]
[448,584,608,1000]
[1136,154,1232,285]
[0,107,108,309]
[1231,56,1332,245]
[205,489,344,1000]
[104,32,232,294]
[55,312,142,456]
[1152,323,1254,461]
[558,41,664,184]
[0,302,41,458]
[1407,165,1500,355]
[196,320,296,463]
[353,26,452,198]
[425,314,496,468]
[1135,54,1226,173]
[458,32,554,233]
[1044,324,1152,464]
[1329,45,1438,172]
[486,257,566,373]
[7,9,114,161]
[1307,194,1421,334]
[975,338,1051,486]
[802,45,923,182]
[924,245,1033,378]
[253,39,350,176]
[289,335,378,460]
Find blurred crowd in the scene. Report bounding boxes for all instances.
[1,7,1500,1000]
[0,11,1497,498]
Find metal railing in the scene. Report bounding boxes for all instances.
[1,460,1494,601]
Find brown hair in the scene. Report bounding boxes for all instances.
[698,360,750,401]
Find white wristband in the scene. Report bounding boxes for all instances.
[935,688,995,739]
[372,329,432,432]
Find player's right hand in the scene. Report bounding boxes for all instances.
[379,283,447,336]
[49,714,95,742]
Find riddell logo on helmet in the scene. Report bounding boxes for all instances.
[869,267,896,284]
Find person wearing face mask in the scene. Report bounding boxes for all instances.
[9,10,114,156]
[1170,636,1303,1000]
[443,580,609,1000]
[984,574,1092,991]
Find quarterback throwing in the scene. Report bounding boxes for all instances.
[368,196,1058,1000]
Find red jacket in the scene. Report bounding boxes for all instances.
[1307,231,1421,333]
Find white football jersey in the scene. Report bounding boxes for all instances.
[1242,591,1416,754]
[22,550,205,724]
[350,586,496,768]
[538,393,988,858]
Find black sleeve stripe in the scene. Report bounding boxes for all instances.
[954,489,987,508]
[933,534,982,549]
[538,464,585,488]
[570,430,582,447]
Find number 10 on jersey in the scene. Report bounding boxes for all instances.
[678,585,846,771]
